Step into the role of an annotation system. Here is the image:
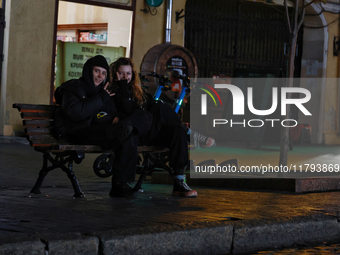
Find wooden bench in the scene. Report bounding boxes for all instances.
[13,103,172,198]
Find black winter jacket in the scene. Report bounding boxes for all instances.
[54,57,118,137]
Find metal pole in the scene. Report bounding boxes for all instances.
[165,0,172,44]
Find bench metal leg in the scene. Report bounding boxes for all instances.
[133,152,173,192]
[133,161,152,192]
[30,153,51,194]
[60,161,84,198]
[31,152,84,198]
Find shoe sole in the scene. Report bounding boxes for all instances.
[172,190,198,197]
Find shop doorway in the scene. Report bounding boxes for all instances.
[184,0,303,78]
[52,0,135,102]
[57,1,133,56]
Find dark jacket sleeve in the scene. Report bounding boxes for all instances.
[114,91,139,116]
[112,80,137,116]
[62,86,110,122]
[120,97,137,115]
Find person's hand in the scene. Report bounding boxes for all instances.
[104,82,115,97]
[115,74,129,97]
[112,117,119,124]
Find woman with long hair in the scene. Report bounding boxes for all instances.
[109,57,197,197]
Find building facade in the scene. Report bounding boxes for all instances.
[0,0,340,145]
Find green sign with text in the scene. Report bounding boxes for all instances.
[55,41,126,88]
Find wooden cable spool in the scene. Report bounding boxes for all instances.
[140,44,198,95]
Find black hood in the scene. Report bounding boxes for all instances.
[80,55,110,93]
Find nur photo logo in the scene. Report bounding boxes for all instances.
[200,83,312,128]
[197,82,223,115]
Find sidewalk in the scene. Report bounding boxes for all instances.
[1,137,340,254]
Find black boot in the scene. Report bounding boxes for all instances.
[109,181,134,197]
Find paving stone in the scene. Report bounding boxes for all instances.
[100,224,233,255]
[47,235,99,255]
[0,233,45,255]
[233,216,340,254]
[3,142,340,254]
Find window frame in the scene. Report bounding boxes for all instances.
[50,0,136,104]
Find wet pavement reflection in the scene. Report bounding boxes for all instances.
[253,242,340,254]
[2,141,340,253]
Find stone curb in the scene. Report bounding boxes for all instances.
[232,216,340,254]
[0,216,339,254]
[99,225,233,255]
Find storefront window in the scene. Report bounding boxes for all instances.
[64,0,133,7]
[92,0,131,6]
[53,0,133,96]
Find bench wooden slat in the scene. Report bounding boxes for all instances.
[29,136,106,152]
[29,137,58,144]
[19,109,55,114]
[30,141,59,147]
[28,134,58,141]
[13,103,57,112]
[23,119,52,127]
[58,144,104,152]
[25,127,53,135]
[20,112,54,120]
[34,144,107,152]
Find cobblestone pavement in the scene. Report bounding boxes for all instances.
[2,138,340,254]
[0,140,340,231]
[253,242,340,254]
[1,141,340,233]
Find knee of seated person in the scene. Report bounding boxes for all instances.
[123,134,139,145]
[173,126,187,135]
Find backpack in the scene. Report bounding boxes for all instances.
[53,79,90,138]
[54,79,80,105]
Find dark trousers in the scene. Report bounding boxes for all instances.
[121,109,153,136]
[70,109,152,183]
[70,124,138,182]
[140,101,188,175]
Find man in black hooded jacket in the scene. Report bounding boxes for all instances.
[54,55,152,197]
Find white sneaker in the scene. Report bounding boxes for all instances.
[172,179,197,197]
[191,131,216,148]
